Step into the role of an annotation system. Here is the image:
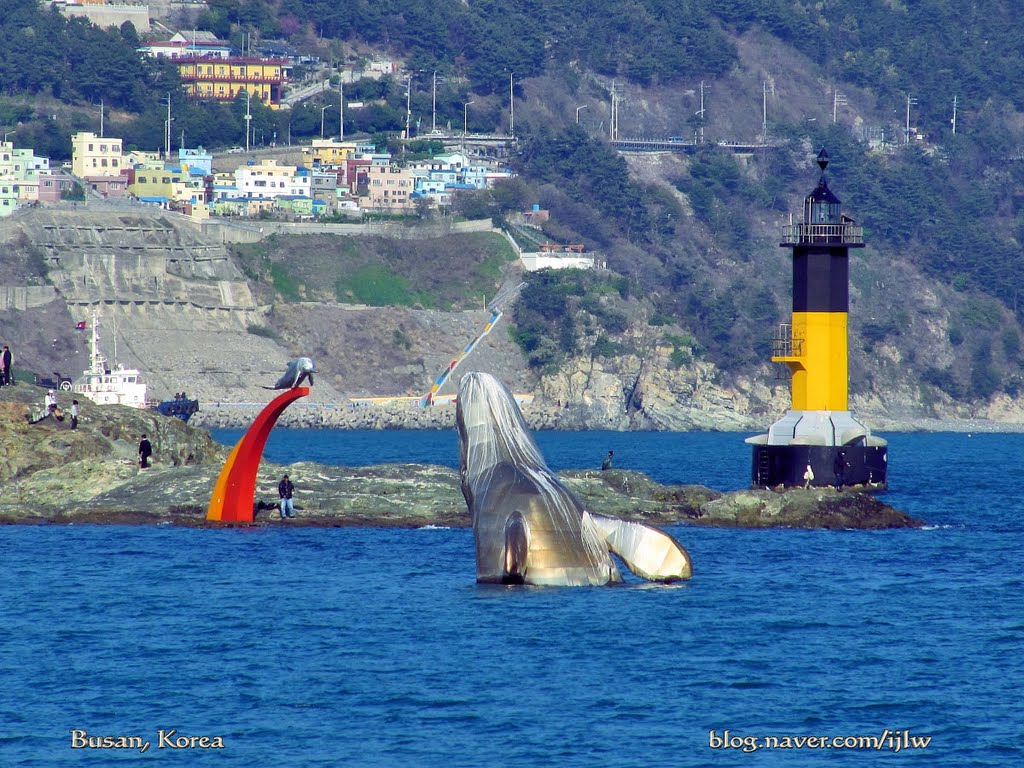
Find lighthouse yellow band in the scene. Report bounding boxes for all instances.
[773,311,848,411]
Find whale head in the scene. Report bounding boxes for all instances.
[273,357,317,389]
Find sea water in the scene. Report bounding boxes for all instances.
[1,431,1021,766]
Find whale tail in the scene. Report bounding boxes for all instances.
[502,510,530,584]
[586,513,692,582]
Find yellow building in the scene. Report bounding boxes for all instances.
[301,139,361,168]
[128,162,205,207]
[176,57,287,109]
[71,132,124,178]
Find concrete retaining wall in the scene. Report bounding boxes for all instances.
[190,217,494,243]
[0,286,58,311]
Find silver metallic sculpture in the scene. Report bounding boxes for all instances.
[265,357,317,389]
[456,372,692,586]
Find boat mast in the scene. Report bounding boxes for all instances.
[90,314,108,375]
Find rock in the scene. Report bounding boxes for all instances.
[694,488,924,529]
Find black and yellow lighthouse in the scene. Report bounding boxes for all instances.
[747,149,888,489]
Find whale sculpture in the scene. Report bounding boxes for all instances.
[456,371,692,586]
[265,357,317,389]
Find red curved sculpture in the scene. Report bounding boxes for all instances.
[207,387,310,523]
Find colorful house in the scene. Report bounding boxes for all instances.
[363,164,415,211]
[235,159,310,200]
[71,132,124,178]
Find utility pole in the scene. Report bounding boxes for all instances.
[905,93,917,144]
[951,95,958,135]
[405,73,413,142]
[463,100,474,153]
[509,72,514,136]
[339,81,344,141]
[697,81,707,144]
[762,80,769,145]
[832,90,847,123]
[98,98,104,138]
[244,90,251,152]
[164,93,172,161]
[432,71,438,133]
[610,80,616,140]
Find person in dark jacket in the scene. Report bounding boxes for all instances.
[833,451,848,490]
[278,474,296,519]
[138,434,152,468]
[2,345,12,386]
[601,450,614,471]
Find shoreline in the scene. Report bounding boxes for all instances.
[193,406,1024,435]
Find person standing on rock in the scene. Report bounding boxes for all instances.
[601,450,614,471]
[833,451,847,490]
[802,463,814,489]
[1,345,12,386]
[70,400,79,430]
[278,474,296,519]
[138,434,153,469]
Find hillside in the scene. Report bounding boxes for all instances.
[3,3,1024,427]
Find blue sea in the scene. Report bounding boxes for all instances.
[2,430,1021,766]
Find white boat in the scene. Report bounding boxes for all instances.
[72,315,148,408]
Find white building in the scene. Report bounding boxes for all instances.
[234,159,310,200]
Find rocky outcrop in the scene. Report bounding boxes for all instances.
[0,383,923,529]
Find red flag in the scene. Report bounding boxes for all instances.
[75,321,87,330]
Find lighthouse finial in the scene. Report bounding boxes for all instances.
[817,147,829,172]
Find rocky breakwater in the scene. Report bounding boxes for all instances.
[0,385,923,529]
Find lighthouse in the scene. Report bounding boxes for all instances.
[746,149,888,489]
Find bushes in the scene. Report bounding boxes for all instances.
[511,268,637,369]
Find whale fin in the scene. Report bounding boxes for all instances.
[586,513,692,582]
[502,510,530,584]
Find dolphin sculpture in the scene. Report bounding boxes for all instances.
[264,357,317,389]
[456,371,692,586]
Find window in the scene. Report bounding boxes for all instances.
[138,176,147,183]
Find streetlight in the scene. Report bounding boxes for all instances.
[463,100,474,135]
[321,104,335,138]
[576,104,588,124]
[2,131,14,144]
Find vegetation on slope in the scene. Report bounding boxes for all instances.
[230,232,517,310]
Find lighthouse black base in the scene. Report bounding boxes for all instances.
[745,409,888,490]
[751,443,887,489]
